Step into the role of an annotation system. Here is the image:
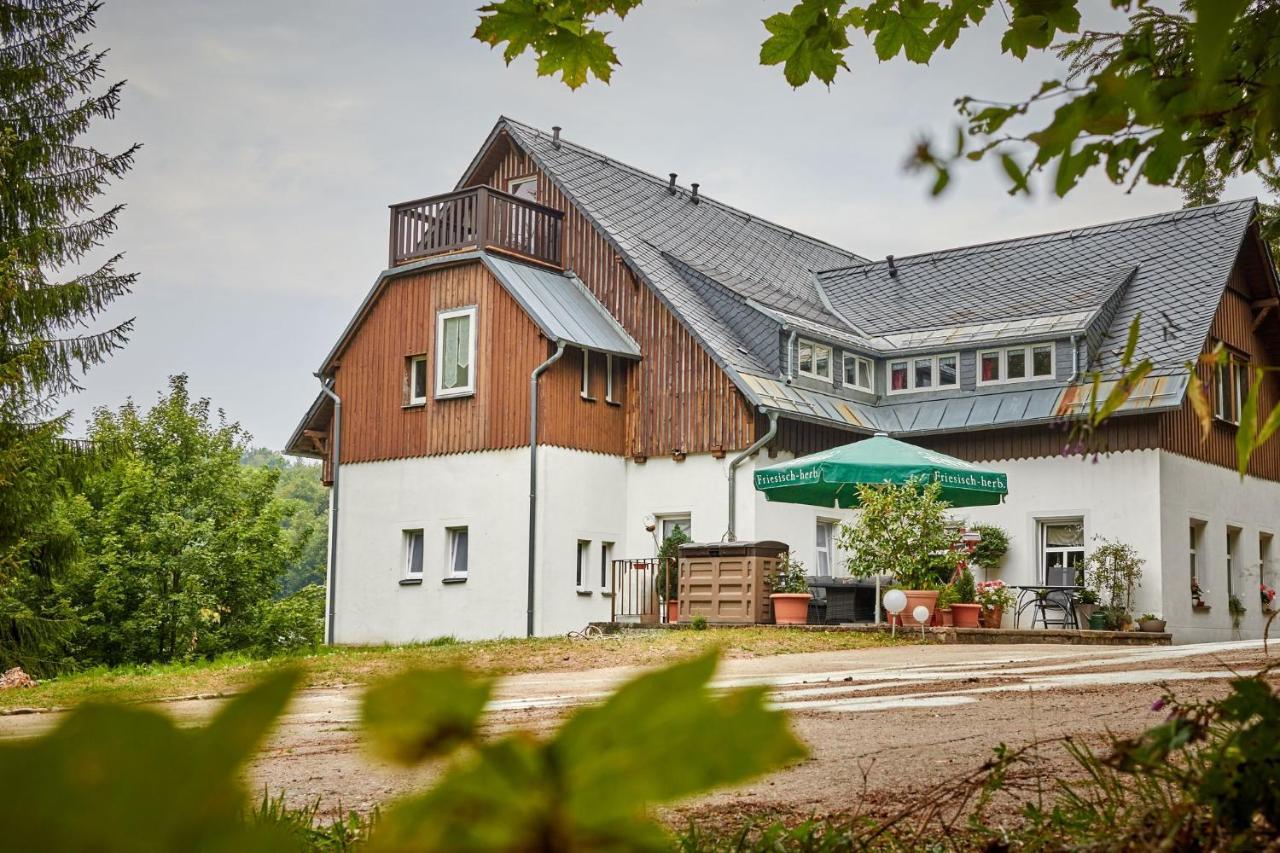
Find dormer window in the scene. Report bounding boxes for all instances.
[797,339,832,381]
[888,353,958,394]
[436,306,476,398]
[978,343,1054,386]
[842,353,873,392]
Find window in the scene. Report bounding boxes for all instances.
[1227,525,1241,601]
[605,354,618,403]
[978,343,1055,385]
[435,307,476,398]
[1213,348,1249,425]
[600,541,613,590]
[404,529,424,578]
[842,353,872,391]
[660,515,691,544]
[580,348,595,400]
[507,175,538,201]
[576,539,591,590]
[446,527,469,578]
[407,355,428,405]
[887,353,959,394]
[1040,520,1084,586]
[797,339,832,381]
[1262,532,1274,583]
[815,520,835,577]
[1190,521,1202,584]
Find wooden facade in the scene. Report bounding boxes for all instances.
[466,136,758,460]
[331,259,626,463]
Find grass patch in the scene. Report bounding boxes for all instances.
[0,627,909,712]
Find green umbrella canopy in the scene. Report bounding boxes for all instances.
[753,433,1008,509]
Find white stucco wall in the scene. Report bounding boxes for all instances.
[1158,452,1280,643]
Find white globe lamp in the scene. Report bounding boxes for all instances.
[883,589,907,636]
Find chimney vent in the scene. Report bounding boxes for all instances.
[668,173,677,195]
[886,255,898,278]
[551,126,562,149]
[690,183,700,204]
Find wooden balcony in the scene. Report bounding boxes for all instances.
[388,186,564,269]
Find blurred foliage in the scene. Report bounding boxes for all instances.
[0,651,804,852]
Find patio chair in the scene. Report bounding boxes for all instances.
[1029,589,1078,630]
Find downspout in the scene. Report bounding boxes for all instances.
[725,410,779,542]
[528,341,567,637]
[784,329,797,380]
[1069,334,1080,379]
[315,374,342,646]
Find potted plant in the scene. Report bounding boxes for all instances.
[1229,594,1246,630]
[1261,582,1276,615]
[968,523,1010,580]
[838,477,960,626]
[950,566,982,628]
[1138,613,1166,632]
[1191,577,1209,610]
[655,526,690,623]
[1075,588,1100,624]
[1083,537,1144,631]
[936,583,958,627]
[769,553,812,626]
[975,580,1014,628]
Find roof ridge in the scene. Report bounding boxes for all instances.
[499,116,867,263]
[817,197,1258,276]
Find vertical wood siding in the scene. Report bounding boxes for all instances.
[473,140,757,459]
[333,261,624,462]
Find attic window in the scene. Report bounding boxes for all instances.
[407,355,428,405]
[1213,345,1249,426]
[888,353,958,394]
[797,339,832,381]
[436,306,477,398]
[977,343,1055,386]
[842,353,873,392]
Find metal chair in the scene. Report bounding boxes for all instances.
[1030,589,1078,629]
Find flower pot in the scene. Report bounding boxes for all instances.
[666,598,680,625]
[1138,618,1166,633]
[980,606,1003,628]
[1088,611,1108,630]
[771,593,813,626]
[1076,602,1097,623]
[632,561,648,571]
[951,603,982,628]
[889,590,940,627]
[938,607,954,627]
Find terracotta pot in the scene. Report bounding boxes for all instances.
[951,603,982,628]
[890,590,940,627]
[632,561,648,571]
[771,593,813,626]
[938,607,954,627]
[980,605,1003,628]
[1138,618,1166,633]
[666,598,680,625]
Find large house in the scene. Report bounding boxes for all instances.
[287,117,1280,645]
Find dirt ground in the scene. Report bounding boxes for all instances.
[1,639,1274,830]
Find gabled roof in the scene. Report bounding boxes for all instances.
[818,199,1259,375]
[459,117,864,396]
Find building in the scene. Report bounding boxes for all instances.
[287,118,1280,644]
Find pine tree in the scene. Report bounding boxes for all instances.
[0,0,137,673]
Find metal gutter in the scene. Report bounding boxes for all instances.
[725,410,779,542]
[527,341,567,637]
[315,375,342,645]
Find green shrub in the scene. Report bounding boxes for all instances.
[969,523,1010,572]
[837,478,960,589]
[691,615,708,631]
[770,553,809,594]
[655,525,691,600]
[247,584,325,657]
[953,566,976,604]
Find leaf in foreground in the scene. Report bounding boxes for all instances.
[362,666,494,764]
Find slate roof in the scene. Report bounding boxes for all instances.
[818,199,1258,375]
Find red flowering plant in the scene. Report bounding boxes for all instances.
[1262,582,1276,613]
[1191,577,1208,608]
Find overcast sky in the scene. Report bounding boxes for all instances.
[70,0,1266,449]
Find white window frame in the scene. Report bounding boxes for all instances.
[1038,518,1085,586]
[797,339,833,382]
[600,541,613,591]
[576,539,592,592]
[580,348,595,400]
[659,515,691,547]
[1226,525,1241,601]
[403,529,425,579]
[1213,348,1249,425]
[446,526,469,579]
[886,352,960,394]
[604,354,618,404]
[842,353,873,392]
[815,520,836,578]
[507,175,538,199]
[407,355,428,406]
[977,343,1056,386]
[435,306,477,399]
[1190,521,1202,584]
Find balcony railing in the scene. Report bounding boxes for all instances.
[388,186,564,268]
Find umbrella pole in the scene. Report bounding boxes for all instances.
[874,575,881,626]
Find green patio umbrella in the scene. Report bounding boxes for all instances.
[753,432,1008,508]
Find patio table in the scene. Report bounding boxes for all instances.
[1011,585,1081,628]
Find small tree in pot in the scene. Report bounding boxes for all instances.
[968,523,1010,579]
[837,477,959,625]
[950,566,982,628]
[1082,537,1144,632]
[655,525,690,623]
[769,553,811,626]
